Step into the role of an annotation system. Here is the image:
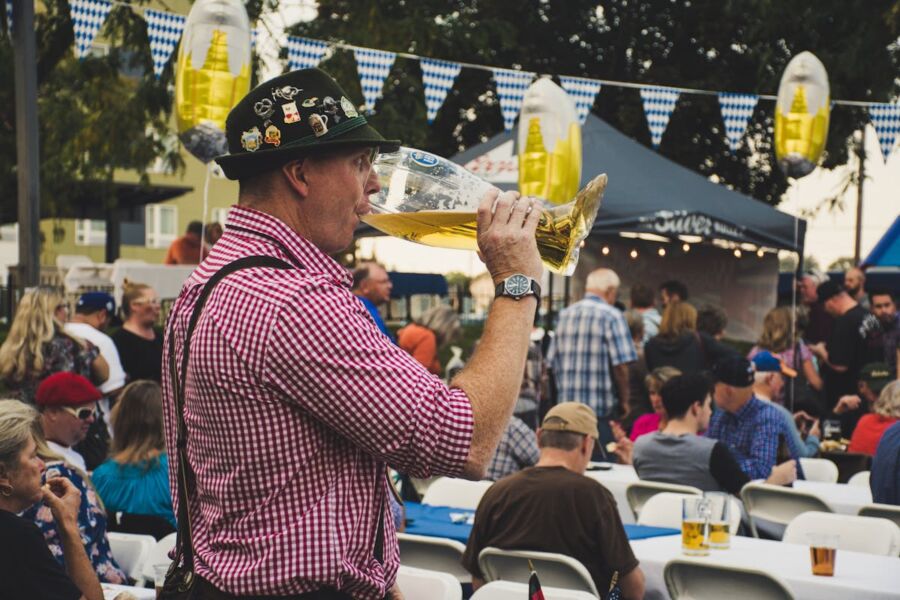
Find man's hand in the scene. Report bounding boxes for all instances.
[766,460,797,486]
[834,395,861,415]
[476,190,543,284]
[808,418,821,439]
[42,477,81,529]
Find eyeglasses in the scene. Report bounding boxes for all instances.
[61,404,97,420]
[132,298,161,307]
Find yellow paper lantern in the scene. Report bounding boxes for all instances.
[775,52,830,178]
[175,0,252,163]
[517,77,582,205]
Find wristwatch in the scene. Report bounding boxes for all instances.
[495,274,541,301]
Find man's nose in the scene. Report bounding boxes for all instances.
[365,167,381,196]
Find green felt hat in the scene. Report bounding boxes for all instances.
[215,68,399,180]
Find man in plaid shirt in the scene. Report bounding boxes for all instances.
[163,69,544,599]
[548,269,637,446]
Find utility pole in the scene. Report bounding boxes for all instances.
[13,0,41,288]
[853,127,866,264]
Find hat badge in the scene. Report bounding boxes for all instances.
[241,126,263,152]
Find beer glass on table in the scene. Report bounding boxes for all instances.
[703,492,731,549]
[808,533,839,576]
[681,497,711,556]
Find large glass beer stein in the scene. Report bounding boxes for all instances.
[362,147,607,276]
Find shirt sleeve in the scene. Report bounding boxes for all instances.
[12,518,82,600]
[606,311,638,367]
[709,442,751,495]
[265,279,474,479]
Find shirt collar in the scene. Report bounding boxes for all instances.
[584,293,608,305]
[225,205,352,288]
[730,395,760,421]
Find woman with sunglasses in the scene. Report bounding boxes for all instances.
[20,373,127,584]
[0,288,109,404]
[112,280,163,383]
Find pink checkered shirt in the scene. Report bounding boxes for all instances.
[161,205,474,598]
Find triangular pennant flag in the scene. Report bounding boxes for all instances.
[559,76,602,124]
[251,27,258,52]
[286,36,328,72]
[5,0,13,36]
[69,0,113,59]
[420,58,462,123]
[144,9,186,79]
[492,67,534,131]
[640,86,680,148]
[718,92,759,152]
[353,47,396,113]
[869,102,900,162]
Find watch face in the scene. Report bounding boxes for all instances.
[505,274,530,296]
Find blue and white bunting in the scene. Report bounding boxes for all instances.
[420,58,461,123]
[5,0,12,36]
[251,27,258,52]
[640,86,680,148]
[286,36,328,72]
[353,47,396,113]
[869,102,900,162]
[492,68,534,130]
[718,92,759,152]
[144,9,185,79]
[559,76,602,124]
[69,0,112,59]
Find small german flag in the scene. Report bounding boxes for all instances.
[528,561,545,600]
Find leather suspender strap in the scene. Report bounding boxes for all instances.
[167,256,294,572]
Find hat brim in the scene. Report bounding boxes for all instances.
[215,123,400,180]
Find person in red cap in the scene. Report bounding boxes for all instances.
[35,372,101,473]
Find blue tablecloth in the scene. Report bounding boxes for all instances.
[404,502,678,545]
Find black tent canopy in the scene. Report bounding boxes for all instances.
[453,114,806,253]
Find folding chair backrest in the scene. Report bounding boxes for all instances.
[665,559,794,600]
[637,492,698,529]
[396,566,462,600]
[859,503,900,532]
[397,533,470,582]
[477,547,599,597]
[140,532,177,584]
[471,581,598,600]
[107,531,156,585]
[741,483,832,538]
[847,471,870,488]
[799,458,839,483]
[422,478,494,510]
[783,511,900,556]
[626,480,702,520]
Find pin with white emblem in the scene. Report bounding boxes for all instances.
[340,96,359,118]
[241,127,263,152]
[301,97,318,108]
[309,113,329,137]
[282,102,301,124]
[273,86,301,101]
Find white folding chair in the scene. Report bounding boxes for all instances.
[422,478,494,510]
[859,503,900,532]
[625,480,702,520]
[637,492,699,529]
[664,559,794,600]
[397,533,470,582]
[140,532,177,584]
[799,458,839,483]
[848,471,871,488]
[396,566,462,600]
[783,511,900,556]
[477,547,599,597]
[107,532,156,585]
[471,581,597,600]
[741,482,832,539]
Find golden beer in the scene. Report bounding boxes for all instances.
[810,547,836,576]
[708,521,730,549]
[363,174,607,276]
[681,518,710,556]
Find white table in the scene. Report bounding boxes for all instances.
[64,263,114,293]
[631,534,900,600]
[793,480,872,515]
[102,583,156,599]
[586,462,639,524]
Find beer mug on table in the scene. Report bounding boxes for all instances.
[808,533,839,576]
[681,497,711,556]
[703,492,731,549]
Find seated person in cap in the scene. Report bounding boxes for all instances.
[22,372,127,584]
[64,291,126,470]
[751,351,820,458]
[634,374,796,495]
[462,402,645,599]
[833,362,893,432]
[706,356,806,481]
[849,380,900,455]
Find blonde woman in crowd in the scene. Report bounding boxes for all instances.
[397,305,460,375]
[748,306,823,405]
[0,288,108,403]
[644,302,735,374]
[112,280,163,383]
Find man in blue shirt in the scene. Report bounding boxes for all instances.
[352,261,395,342]
[706,356,804,481]
[871,420,900,505]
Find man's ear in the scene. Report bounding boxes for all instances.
[281,159,309,198]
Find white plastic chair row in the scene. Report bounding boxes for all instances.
[798,457,839,483]
[107,532,157,586]
[625,480,702,520]
[396,566,461,600]
[421,477,494,510]
[664,560,794,600]
[848,470,870,488]
[637,492,742,534]
[471,581,596,600]
[477,547,599,596]
[783,511,900,556]
[397,533,470,582]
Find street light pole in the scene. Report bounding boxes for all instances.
[853,127,866,264]
[13,0,41,288]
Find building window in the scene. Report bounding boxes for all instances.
[145,204,177,249]
[75,219,106,246]
[210,207,230,226]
